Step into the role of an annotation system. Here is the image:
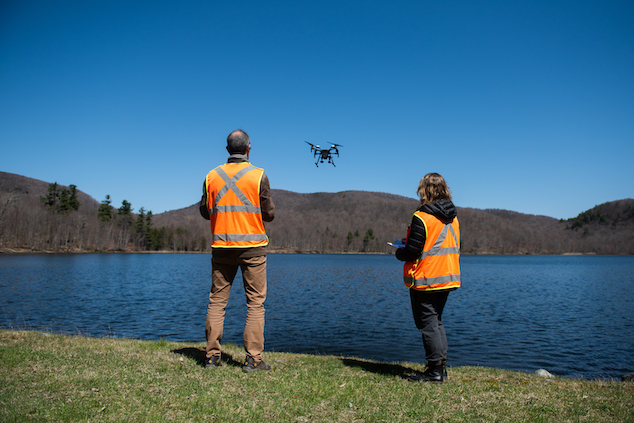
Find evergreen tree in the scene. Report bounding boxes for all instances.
[362,228,375,251]
[118,199,133,215]
[41,182,80,214]
[135,207,147,248]
[148,227,166,250]
[98,195,113,222]
[118,200,133,228]
[145,211,153,239]
[135,207,146,234]
[41,182,59,207]
[57,188,70,214]
[67,184,80,211]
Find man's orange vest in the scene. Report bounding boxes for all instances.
[205,162,268,248]
[403,211,461,291]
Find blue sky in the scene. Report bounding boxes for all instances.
[1,1,632,220]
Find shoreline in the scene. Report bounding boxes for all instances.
[0,247,618,255]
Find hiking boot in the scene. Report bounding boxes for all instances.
[408,362,444,383]
[242,356,271,373]
[205,355,222,369]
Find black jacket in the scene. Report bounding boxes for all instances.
[395,199,457,262]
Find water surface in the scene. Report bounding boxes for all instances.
[0,253,632,380]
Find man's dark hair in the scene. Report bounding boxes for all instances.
[227,129,250,154]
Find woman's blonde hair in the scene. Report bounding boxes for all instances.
[417,173,452,205]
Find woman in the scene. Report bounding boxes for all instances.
[395,173,461,383]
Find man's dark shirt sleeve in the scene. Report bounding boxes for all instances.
[259,173,275,222]
[199,180,210,220]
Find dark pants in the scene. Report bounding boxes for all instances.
[409,289,450,363]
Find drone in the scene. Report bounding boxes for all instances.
[305,141,343,167]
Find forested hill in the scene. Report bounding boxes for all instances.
[155,189,634,254]
[1,171,633,254]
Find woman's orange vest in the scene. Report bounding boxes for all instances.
[205,162,268,248]
[403,211,461,291]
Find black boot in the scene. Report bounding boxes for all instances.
[408,361,444,383]
[442,358,448,381]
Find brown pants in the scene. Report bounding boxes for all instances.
[205,254,267,361]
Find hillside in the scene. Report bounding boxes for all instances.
[1,171,633,254]
[155,190,634,254]
[153,190,420,253]
[0,171,100,211]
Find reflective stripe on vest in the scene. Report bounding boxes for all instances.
[420,223,460,259]
[206,163,268,248]
[210,166,262,215]
[404,212,461,291]
[211,233,268,242]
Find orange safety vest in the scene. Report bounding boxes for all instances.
[205,162,268,248]
[403,211,461,291]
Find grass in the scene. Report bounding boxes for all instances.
[1,330,632,422]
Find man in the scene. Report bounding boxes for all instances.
[199,129,275,372]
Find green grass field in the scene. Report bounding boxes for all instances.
[1,330,632,422]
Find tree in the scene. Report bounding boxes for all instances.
[57,188,70,214]
[148,226,166,250]
[41,182,59,208]
[134,207,148,248]
[362,228,375,251]
[67,185,80,211]
[145,211,153,238]
[118,200,132,215]
[118,200,133,228]
[135,207,146,235]
[40,182,80,215]
[199,235,208,251]
[98,195,113,222]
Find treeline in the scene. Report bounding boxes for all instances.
[264,191,634,255]
[0,174,207,253]
[263,190,416,253]
[1,172,634,254]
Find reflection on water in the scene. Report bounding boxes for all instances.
[0,253,632,380]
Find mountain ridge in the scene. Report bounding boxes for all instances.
[1,171,633,254]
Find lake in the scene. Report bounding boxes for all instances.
[0,253,632,380]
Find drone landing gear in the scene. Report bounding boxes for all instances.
[306,141,343,168]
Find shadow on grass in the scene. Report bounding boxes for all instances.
[341,358,419,379]
[171,347,243,368]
